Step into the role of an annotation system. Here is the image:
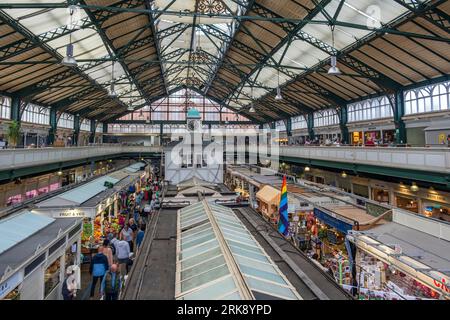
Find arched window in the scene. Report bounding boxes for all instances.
[404,81,449,115]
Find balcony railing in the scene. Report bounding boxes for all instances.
[279,145,450,173]
[0,144,162,171]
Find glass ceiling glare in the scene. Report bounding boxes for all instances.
[4,1,140,107]
[176,201,302,300]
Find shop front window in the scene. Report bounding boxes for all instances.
[25,189,38,199]
[382,130,395,144]
[65,242,78,267]
[396,196,419,213]
[364,131,381,145]
[44,258,61,297]
[373,189,389,204]
[423,204,449,222]
[6,194,22,206]
[351,132,363,145]
[1,286,21,300]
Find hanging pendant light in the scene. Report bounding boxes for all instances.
[109,61,117,98]
[61,8,78,67]
[139,110,144,120]
[275,70,283,100]
[327,25,341,75]
[410,182,419,192]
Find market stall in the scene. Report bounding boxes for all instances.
[33,164,146,252]
[256,185,280,223]
[347,220,450,300]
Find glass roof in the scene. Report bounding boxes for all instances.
[176,201,302,300]
[155,0,245,91]
[4,1,139,107]
[233,0,410,107]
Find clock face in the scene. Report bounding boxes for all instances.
[187,120,199,131]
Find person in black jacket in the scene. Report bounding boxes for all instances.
[89,247,109,299]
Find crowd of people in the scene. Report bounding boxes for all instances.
[62,175,163,301]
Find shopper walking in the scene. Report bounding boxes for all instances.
[116,238,131,275]
[100,264,122,301]
[89,247,109,299]
[62,267,78,300]
[135,226,145,254]
[101,239,114,267]
[120,224,134,253]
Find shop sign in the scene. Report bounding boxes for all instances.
[433,278,450,293]
[0,272,23,300]
[425,193,446,203]
[54,209,85,218]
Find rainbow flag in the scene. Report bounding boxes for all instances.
[277,175,289,237]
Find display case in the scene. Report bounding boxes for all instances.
[44,258,61,297]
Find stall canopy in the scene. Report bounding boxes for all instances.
[36,175,120,207]
[0,211,55,255]
[256,185,280,207]
[124,162,146,173]
[176,201,301,300]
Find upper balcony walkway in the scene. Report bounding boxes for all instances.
[0,144,448,187]
[279,145,450,174]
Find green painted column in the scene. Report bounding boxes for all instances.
[11,95,21,122]
[284,118,292,137]
[394,90,406,144]
[159,123,163,145]
[307,113,315,140]
[48,107,57,145]
[339,106,349,145]
[73,114,80,146]
[102,123,108,144]
[270,122,276,130]
[89,119,96,144]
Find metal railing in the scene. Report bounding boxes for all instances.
[0,144,163,171]
[278,145,450,173]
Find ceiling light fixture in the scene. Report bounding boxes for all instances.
[341,171,347,178]
[410,182,419,192]
[275,70,283,100]
[304,166,310,172]
[327,25,341,75]
[61,8,78,67]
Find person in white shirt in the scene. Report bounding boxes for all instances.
[115,239,130,275]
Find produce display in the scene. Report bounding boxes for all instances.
[93,215,102,243]
[81,220,93,243]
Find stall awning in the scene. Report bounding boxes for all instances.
[37,175,120,207]
[0,211,55,255]
[314,208,353,234]
[124,162,146,173]
[256,185,280,206]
